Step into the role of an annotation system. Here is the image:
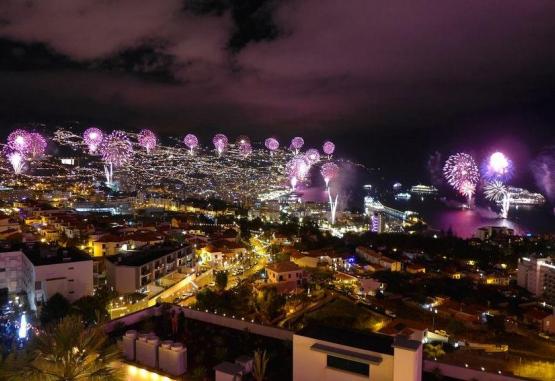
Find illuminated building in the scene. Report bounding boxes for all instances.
[517,257,555,299]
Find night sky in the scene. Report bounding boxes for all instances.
[1,0,555,181]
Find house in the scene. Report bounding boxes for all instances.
[542,313,555,334]
[293,325,422,381]
[406,264,426,274]
[90,234,130,257]
[356,246,401,271]
[522,307,552,330]
[265,261,305,293]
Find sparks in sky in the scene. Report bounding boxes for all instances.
[183,134,199,154]
[323,140,335,157]
[291,137,304,154]
[239,142,252,157]
[83,127,104,154]
[137,129,157,154]
[213,133,228,156]
[443,152,480,205]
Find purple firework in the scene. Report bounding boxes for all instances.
[138,129,157,154]
[213,133,228,155]
[291,137,304,153]
[265,138,279,152]
[321,162,339,187]
[286,154,311,189]
[443,152,480,204]
[306,148,321,164]
[7,129,30,153]
[28,132,47,158]
[239,142,252,157]
[323,140,335,156]
[3,147,25,174]
[83,127,104,153]
[183,134,199,154]
[100,130,134,167]
[482,151,514,182]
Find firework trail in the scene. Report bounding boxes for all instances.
[213,134,228,156]
[100,130,134,188]
[484,180,510,218]
[28,132,47,159]
[320,161,340,224]
[3,147,25,174]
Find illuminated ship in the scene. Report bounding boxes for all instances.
[505,187,545,206]
[410,184,438,195]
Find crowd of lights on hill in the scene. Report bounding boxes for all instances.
[0,127,340,203]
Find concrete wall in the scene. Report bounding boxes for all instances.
[292,334,394,381]
[104,304,294,342]
[423,360,530,381]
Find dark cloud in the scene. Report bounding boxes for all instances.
[0,0,555,178]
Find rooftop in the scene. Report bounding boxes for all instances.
[266,261,301,273]
[106,243,190,267]
[297,325,394,355]
[22,245,92,266]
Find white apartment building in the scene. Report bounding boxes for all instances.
[22,247,94,309]
[517,257,555,298]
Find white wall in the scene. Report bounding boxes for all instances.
[34,260,93,303]
[292,334,394,381]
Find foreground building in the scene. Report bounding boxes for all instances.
[517,256,555,299]
[293,325,422,381]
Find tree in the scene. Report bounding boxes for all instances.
[40,293,71,326]
[424,343,445,359]
[256,287,285,322]
[215,271,228,292]
[253,350,269,381]
[0,315,122,381]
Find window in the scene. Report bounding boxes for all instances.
[327,355,369,377]
[288,274,291,279]
[68,279,74,282]
[68,267,74,270]
[0,268,5,272]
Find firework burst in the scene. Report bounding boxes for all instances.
[482,151,513,182]
[291,137,304,154]
[265,138,279,153]
[100,130,134,188]
[323,141,335,157]
[239,142,252,157]
[286,154,310,190]
[443,153,480,204]
[138,129,157,154]
[7,129,30,153]
[213,133,228,156]
[183,134,199,154]
[28,132,47,158]
[320,162,339,188]
[306,148,321,164]
[83,127,104,154]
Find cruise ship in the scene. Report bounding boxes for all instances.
[506,187,545,206]
[410,184,438,195]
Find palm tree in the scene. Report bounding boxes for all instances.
[424,343,446,360]
[1,315,122,381]
[252,349,269,381]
